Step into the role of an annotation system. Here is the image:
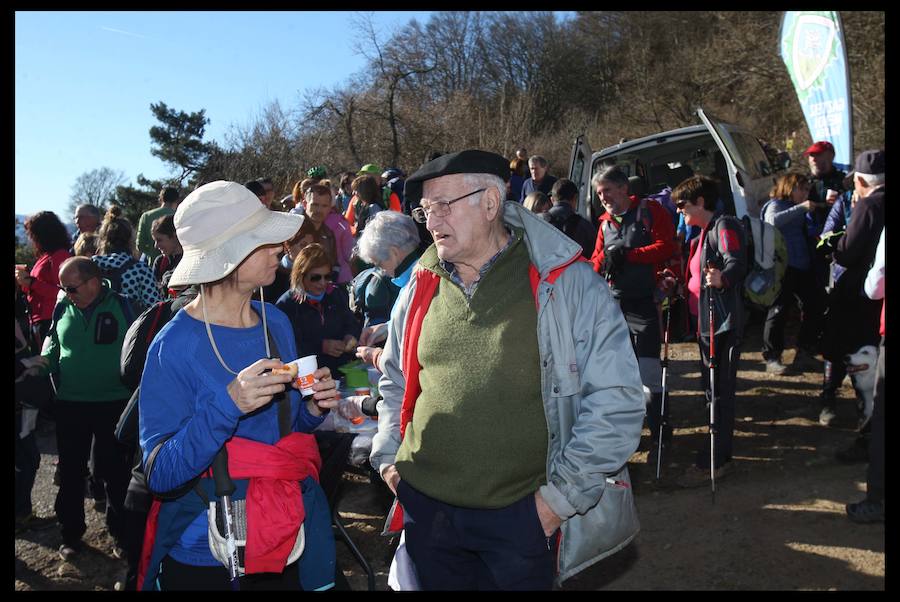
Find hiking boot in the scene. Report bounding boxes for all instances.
[765,359,787,374]
[846,499,884,524]
[835,437,869,463]
[819,406,837,427]
[676,462,732,488]
[15,513,56,534]
[58,543,80,561]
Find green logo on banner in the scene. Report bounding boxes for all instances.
[792,14,836,91]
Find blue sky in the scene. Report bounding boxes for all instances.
[14,10,436,221]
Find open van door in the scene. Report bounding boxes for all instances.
[568,134,593,221]
[697,108,776,218]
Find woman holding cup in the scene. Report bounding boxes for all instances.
[15,211,72,343]
[137,181,340,591]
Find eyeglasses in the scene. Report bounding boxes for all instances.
[58,280,89,294]
[674,199,689,210]
[306,271,337,283]
[411,188,486,223]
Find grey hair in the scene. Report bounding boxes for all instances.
[461,173,506,208]
[528,155,548,168]
[857,172,885,188]
[75,204,101,218]
[591,164,629,189]
[355,210,421,265]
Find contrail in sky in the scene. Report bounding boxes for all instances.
[100,26,154,40]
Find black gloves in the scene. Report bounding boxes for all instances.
[604,245,626,277]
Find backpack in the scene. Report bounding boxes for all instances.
[547,209,583,240]
[741,209,788,310]
[99,255,139,297]
[350,266,399,327]
[350,266,378,321]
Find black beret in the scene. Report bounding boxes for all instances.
[844,149,885,188]
[854,149,885,176]
[404,149,509,208]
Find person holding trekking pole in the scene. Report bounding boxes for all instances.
[589,166,679,468]
[671,176,747,489]
[136,181,341,591]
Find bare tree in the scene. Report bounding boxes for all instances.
[352,12,434,167]
[67,167,125,215]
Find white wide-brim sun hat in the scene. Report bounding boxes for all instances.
[167,180,304,287]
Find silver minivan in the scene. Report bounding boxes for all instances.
[569,108,790,223]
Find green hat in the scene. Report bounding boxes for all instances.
[357,163,382,176]
[307,166,327,179]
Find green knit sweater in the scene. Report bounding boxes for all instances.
[395,233,548,508]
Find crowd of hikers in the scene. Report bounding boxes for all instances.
[14,142,884,591]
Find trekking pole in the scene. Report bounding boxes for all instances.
[706,265,717,503]
[212,448,241,590]
[656,296,674,480]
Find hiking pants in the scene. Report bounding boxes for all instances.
[763,266,824,360]
[867,342,885,502]
[15,413,41,518]
[398,480,556,590]
[54,399,130,547]
[619,296,665,438]
[697,330,741,469]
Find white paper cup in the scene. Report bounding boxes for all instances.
[289,355,318,396]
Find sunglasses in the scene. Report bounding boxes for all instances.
[58,280,90,294]
[674,199,689,210]
[306,272,338,283]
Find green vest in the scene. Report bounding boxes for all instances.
[395,235,548,508]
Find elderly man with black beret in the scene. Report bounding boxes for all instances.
[369,149,645,590]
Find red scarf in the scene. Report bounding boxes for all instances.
[138,431,321,586]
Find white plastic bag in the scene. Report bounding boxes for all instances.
[387,530,420,591]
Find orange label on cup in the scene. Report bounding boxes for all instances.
[297,373,316,391]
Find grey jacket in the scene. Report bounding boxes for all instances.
[370,201,645,585]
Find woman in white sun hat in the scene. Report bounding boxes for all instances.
[136,181,341,591]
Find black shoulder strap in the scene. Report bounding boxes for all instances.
[264,324,292,439]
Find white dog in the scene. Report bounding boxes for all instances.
[844,345,878,429]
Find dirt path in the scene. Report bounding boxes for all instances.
[15,326,885,591]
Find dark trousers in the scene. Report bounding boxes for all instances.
[158,556,302,591]
[398,480,556,590]
[867,343,885,501]
[697,330,741,469]
[15,414,41,517]
[54,400,131,547]
[763,266,824,360]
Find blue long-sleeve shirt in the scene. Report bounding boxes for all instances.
[139,300,325,565]
[761,198,811,270]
